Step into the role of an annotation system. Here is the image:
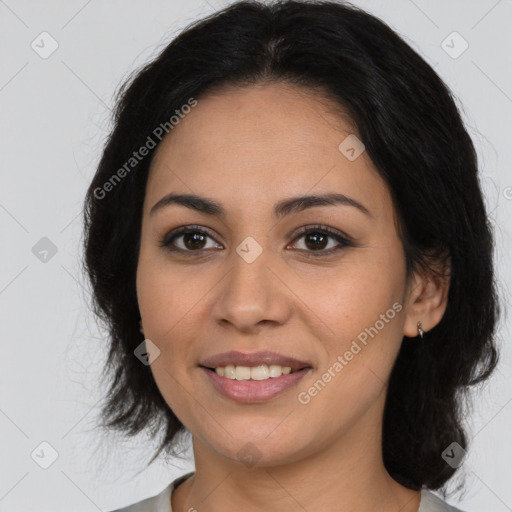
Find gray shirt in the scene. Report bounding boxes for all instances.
[108,472,465,512]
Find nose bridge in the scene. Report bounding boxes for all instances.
[212,237,291,330]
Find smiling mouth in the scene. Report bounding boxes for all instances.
[200,364,312,403]
[201,363,311,381]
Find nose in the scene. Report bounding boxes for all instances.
[211,246,292,333]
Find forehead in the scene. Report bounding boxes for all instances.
[144,83,393,223]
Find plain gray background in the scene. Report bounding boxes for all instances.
[1,0,511,510]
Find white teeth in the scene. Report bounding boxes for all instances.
[235,365,251,380]
[214,364,294,380]
[224,365,236,379]
[270,364,291,377]
[251,365,269,380]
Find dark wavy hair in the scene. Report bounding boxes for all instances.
[82,0,500,493]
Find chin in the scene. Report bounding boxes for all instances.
[200,423,314,469]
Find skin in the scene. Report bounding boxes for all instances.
[136,82,450,512]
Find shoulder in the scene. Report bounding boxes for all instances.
[106,472,195,512]
[419,489,466,512]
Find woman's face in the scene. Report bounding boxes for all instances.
[136,82,422,467]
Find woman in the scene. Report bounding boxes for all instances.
[83,1,500,511]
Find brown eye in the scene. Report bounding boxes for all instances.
[290,225,353,256]
[303,232,329,250]
[182,232,207,250]
[160,225,223,254]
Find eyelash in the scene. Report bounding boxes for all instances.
[159,224,354,258]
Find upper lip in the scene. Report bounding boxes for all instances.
[199,351,311,372]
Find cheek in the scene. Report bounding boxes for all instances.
[136,254,200,419]
[136,250,206,338]
[310,268,399,335]
[295,279,403,437]
[304,255,406,375]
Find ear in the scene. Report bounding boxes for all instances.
[403,258,451,338]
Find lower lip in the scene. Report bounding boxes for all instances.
[201,367,311,403]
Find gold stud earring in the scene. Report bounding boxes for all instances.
[417,321,424,339]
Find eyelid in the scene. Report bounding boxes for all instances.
[289,224,352,242]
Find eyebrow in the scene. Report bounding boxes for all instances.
[149,192,372,219]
